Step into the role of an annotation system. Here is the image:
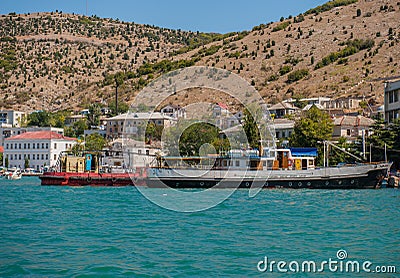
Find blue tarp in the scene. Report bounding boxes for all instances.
[290,147,318,157]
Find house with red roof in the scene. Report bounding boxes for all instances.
[332,115,375,140]
[3,131,77,171]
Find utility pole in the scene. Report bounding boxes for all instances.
[362,129,366,161]
[115,77,119,115]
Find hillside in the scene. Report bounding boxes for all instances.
[0,0,399,112]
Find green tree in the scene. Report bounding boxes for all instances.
[24,157,29,169]
[211,137,231,153]
[50,111,68,128]
[243,108,261,149]
[108,101,129,116]
[85,133,108,151]
[87,103,102,128]
[0,152,3,166]
[71,142,85,155]
[70,120,88,138]
[290,106,333,165]
[27,111,51,127]
[366,119,400,165]
[178,123,220,157]
[145,122,164,142]
[5,156,9,168]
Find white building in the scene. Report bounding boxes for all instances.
[0,110,27,127]
[268,102,299,118]
[332,115,375,140]
[274,118,295,139]
[103,138,160,168]
[3,131,77,170]
[160,104,186,119]
[212,103,243,130]
[384,80,400,123]
[105,112,176,139]
[0,126,64,147]
[65,114,86,126]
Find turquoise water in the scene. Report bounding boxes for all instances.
[0,177,399,277]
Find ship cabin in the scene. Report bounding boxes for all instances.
[60,153,99,173]
[155,148,316,171]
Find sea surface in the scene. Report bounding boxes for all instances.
[0,177,399,277]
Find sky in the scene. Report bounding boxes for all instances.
[0,0,328,33]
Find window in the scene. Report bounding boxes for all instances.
[42,143,44,149]
[6,144,8,149]
[19,154,21,160]
[24,143,26,149]
[236,161,240,167]
[33,154,35,160]
[33,143,35,149]
[37,143,40,149]
[14,143,17,149]
[54,143,57,149]
[46,154,49,160]
[54,154,57,160]
[146,150,149,155]
[388,90,399,103]
[138,150,142,154]
[347,129,351,136]
[19,144,21,149]
[41,154,44,160]
[27,154,30,160]
[46,143,49,149]
[28,143,30,149]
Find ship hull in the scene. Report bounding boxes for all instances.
[145,164,389,189]
[39,171,145,187]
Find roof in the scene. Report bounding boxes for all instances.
[105,112,175,121]
[334,116,375,127]
[269,102,298,111]
[5,131,77,141]
[0,146,3,153]
[216,102,229,110]
[273,118,295,129]
[66,115,86,119]
[290,147,318,157]
[303,104,325,111]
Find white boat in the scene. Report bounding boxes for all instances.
[146,147,391,189]
[3,168,22,180]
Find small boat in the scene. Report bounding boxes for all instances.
[39,152,146,186]
[3,168,22,180]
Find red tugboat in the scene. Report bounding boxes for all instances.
[40,152,146,186]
